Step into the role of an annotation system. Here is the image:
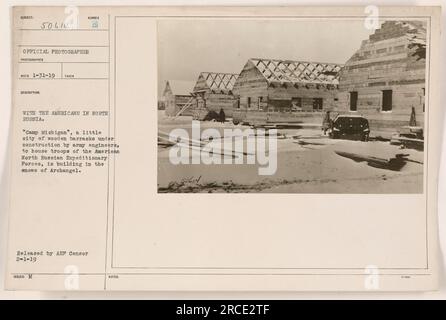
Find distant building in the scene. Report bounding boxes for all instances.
[157,100,165,110]
[232,58,342,126]
[191,72,239,120]
[336,21,426,136]
[162,80,196,117]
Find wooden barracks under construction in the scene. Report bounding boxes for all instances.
[232,58,342,126]
[191,72,239,120]
[162,20,426,137]
[336,20,426,136]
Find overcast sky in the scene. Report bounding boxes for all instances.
[157,19,376,94]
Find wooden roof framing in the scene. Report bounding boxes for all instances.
[196,72,239,94]
[249,58,342,87]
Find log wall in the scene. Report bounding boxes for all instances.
[336,21,426,136]
[164,92,193,116]
[232,60,269,110]
[232,60,339,125]
[267,85,338,111]
[192,74,237,120]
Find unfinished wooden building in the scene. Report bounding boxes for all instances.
[162,80,195,117]
[191,72,239,120]
[232,58,342,126]
[336,21,426,136]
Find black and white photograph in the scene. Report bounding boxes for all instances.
[157,18,427,193]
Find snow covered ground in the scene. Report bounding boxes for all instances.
[158,114,424,193]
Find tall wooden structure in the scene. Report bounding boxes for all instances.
[336,21,426,136]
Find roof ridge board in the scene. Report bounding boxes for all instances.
[249,57,343,67]
[199,71,239,77]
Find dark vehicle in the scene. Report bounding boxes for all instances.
[330,115,370,141]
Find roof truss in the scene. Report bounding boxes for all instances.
[251,58,342,86]
[200,72,239,93]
